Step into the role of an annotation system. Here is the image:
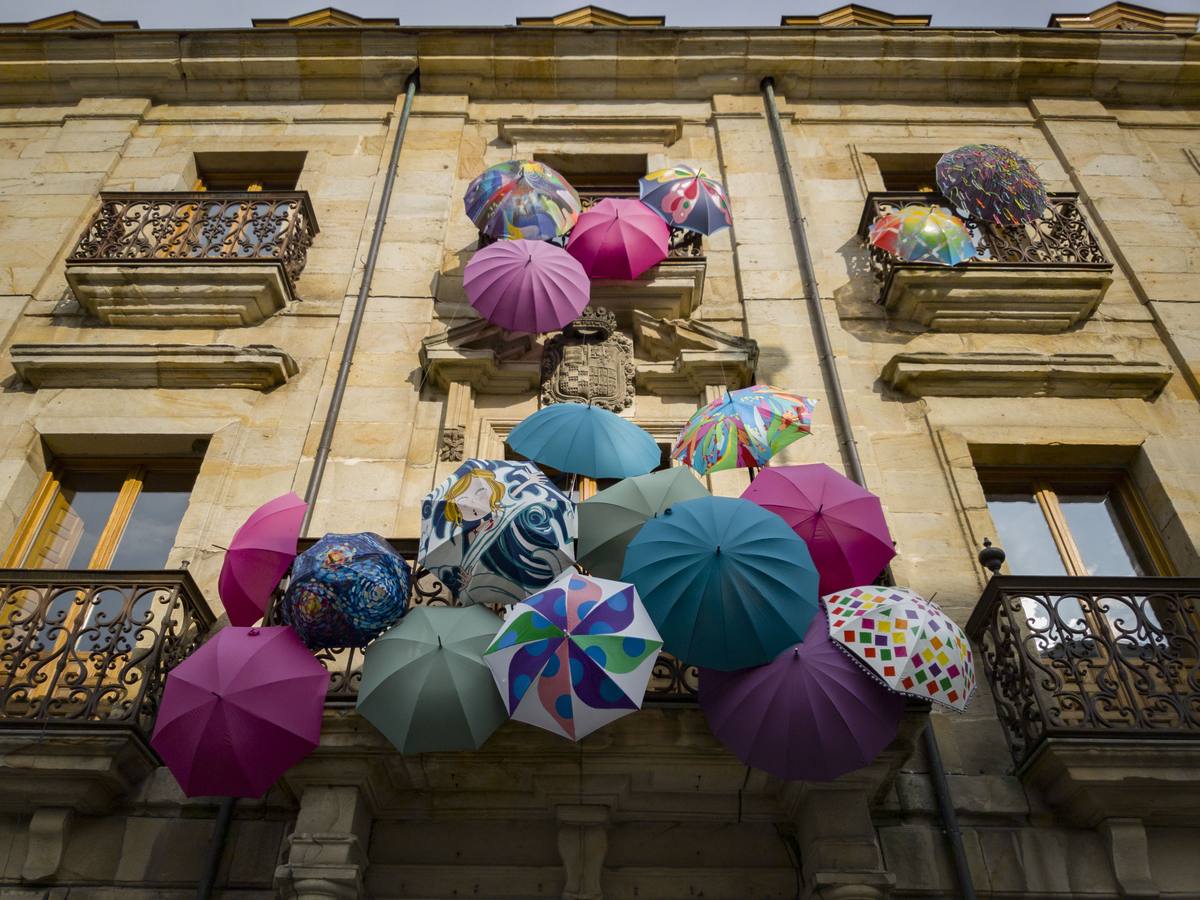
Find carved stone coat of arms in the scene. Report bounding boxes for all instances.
[540,307,634,412]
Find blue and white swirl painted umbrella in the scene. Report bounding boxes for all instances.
[419,459,577,606]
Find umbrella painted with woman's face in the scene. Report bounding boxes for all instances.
[419,459,577,606]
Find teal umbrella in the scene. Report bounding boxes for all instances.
[578,467,709,578]
[508,403,660,480]
[621,496,819,671]
[357,606,509,753]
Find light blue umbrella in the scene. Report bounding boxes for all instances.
[620,496,819,671]
[508,403,660,480]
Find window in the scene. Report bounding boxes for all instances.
[869,152,942,192]
[533,153,647,196]
[2,461,198,571]
[193,150,306,191]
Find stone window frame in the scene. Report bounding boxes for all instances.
[475,416,685,463]
[932,425,1192,584]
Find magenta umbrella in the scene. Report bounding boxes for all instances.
[218,492,307,627]
[151,626,329,798]
[742,464,895,596]
[565,197,670,280]
[463,238,590,334]
[699,609,904,782]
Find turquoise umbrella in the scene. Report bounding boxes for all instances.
[621,496,819,671]
[357,606,509,754]
[508,403,660,480]
[577,467,709,578]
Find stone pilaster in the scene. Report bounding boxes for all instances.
[275,785,372,900]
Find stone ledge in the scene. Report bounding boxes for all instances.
[587,259,706,325]
[65,262,293,327]
[882,265,1113,333]
[498,116,684,148]
[11,343,299,390]
[1020,738,1200,827]
[0,726,158,814]
[881,352,1172,399]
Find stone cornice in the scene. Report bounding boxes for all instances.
[0,28,1196,104]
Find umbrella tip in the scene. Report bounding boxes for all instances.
[715,545,721,555]
[437,635,443,649]
[793,647,800,658]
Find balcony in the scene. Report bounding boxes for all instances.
[0,568,214,811]
[858,192,1113,333]
[967,575,1200,825]
[66,191,319,327]
[290,537,699,707]
[477,193,706,323]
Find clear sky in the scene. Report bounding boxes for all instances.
[1,0,1198,28]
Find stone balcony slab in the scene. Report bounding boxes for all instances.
[11,342,299,390]
[66,262,293,328]
[881,265,1113,333]
[586,258,706,324]
[881,352,1172,399]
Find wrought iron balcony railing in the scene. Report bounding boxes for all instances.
[967,576,1200,768]
[68,191,319,299]
[289,538,699,706]
[857,191,1111,302]
[477,193,704,260]
[0,569,214,735]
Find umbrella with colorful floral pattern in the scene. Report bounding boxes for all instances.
[672,385,816,475]
[638,165,731,236]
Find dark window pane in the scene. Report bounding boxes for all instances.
[110,470,197,570]
[986,493,1067,576]
[1059,493,1146,578]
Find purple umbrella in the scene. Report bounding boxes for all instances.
[699,610,903,782]
[463,238,590,334]
[151,626,329,798]
[218,492,307,627]
[742,464,895,596]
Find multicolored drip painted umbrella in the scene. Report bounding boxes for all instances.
[484,572,663,741]
[577,467,709,579]
[868,205,977,267]
[508,403,661,480]
[218,492,306,627]
[699,609,904,782]
[281,532,410,649]
[565,197,670,280]
[639,165,731,236]
[621,496,820,671]
[151,626,329,798]
[672,385,816,475]
[463,238,591,334]
[464,159,581,241]
[824,585,975,711]
[419,459,576,606]
[357,606,509,754]
[742,464,895,596]
[935,144,1048,227]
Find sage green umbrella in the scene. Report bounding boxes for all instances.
[357,605,508,754]
[577,467,709,578]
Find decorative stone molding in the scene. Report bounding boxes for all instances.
[66,263,293,328]
[252,7,400,27]
[420,320,540,394]
[438,426,465,462]
[632,311,758,397]
[498,117,683,148]
[516,5,665,26]
[542,307,635,411]
[586,259,706,324]
[881,266,1112,333]
[1048,3,1198,32]
[880,352,1172,400]
[0,11,138,30]
[10,344,299,391]
[781,5,931,27]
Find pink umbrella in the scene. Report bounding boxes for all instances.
[463,238,590,334]
[742,464,895,596]
[218,492,307,627]
[565,197,670,280]
[151,626,329,798]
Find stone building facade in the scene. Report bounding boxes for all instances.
[0,3,1198,898]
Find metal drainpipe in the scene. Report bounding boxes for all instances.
[760,76,977,900]
[195,70,420,900]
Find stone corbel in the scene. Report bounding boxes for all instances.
[1101,819,1160,899]
[556,804,610,900]
[420,319,540,395]
[439,381,473,462]
[21,807,72,883]
[785,785,895,900]
[275,786,371,900]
